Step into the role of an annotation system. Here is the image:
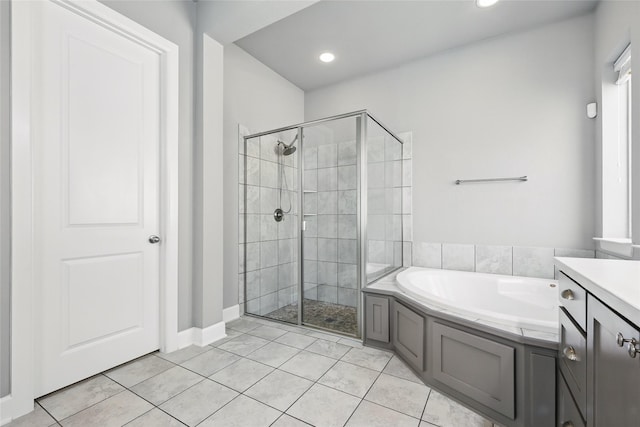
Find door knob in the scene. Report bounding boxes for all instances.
[148,235,161,244]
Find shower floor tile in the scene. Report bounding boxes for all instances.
[8,317,500,427]
[264,298,358,335]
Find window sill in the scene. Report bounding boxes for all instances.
[593,237,636,258]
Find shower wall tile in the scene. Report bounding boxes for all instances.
[318,215,338,239]
[246,298,260,314]
[368,215,385,241]
[385,137,402,161]
[317,167,338,191]
[278,287,295,309]
[338,190,357,215]
[304,216,317,238]
[368,163,385,188]
[260,135,279,163]
[246,243,261,272]
[475,245,512,275]
[368,240,386,264]
[304,147,317,170]
[442,244,475,272]
[260,241,278,268]
[246,137,260,158]
[402,188,412,214]
[246,157,260,186]
[338,140,356,166]
[338,264,357,289]
[368,189,386,214]
[403,242,412,267]
[317,144,338,168]
[260,160,278,188]
[338,288,358,308]
[278,264,294,289]
[260,293,278,316]
[338,165,357,190]
[245,215,260,243]
[304,169,317,191]
[318,262,338,286]
[338,215,357,239]
[412,242,442,269]
[246,186,260,214]
[304,283,318,300]
[513,246,555,279]
[260,215,277,241]
[385,161,402,188]
[260,187,277,215]
[238,274,245,303]
[238,156,245,184]
[339,240,358,264]
[303,193,317,213]
[304,260,318,284]
[304,238,317,260]
[317,192,338,214]
[246,271,260,301]
[278,239,294,264]
[318,238,338,262]
[402,215,413,242]
[261,266,279,296]
[367,136,384,162]
[402,160,412,187]
[317,285,338,304]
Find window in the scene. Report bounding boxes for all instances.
[602,44,632,241]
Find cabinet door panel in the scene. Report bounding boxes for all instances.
[587,295,640,426]
[392,302,425,371]
[433,322,515,419]
[558,370,586,427]
[365,295,389,343]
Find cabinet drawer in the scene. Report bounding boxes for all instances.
[365,295,389,343]
[392,302,425,371]
[559,308,586,419]
[558,370,586,427]
[433,322,515,419]
[558,272,587,331]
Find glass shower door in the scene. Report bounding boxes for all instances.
[301,116,360,336]
[242,128,300,324]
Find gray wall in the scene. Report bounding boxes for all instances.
[223,43,304,310]
[593,1,640,253]
[305,14,596,251]
[1,0,11,399]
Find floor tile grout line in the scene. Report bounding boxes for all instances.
[50,387,130,424]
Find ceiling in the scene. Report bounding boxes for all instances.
[235,0,598,91]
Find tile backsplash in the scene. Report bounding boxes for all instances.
[412,241,595,280]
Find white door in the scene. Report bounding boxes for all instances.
[32,0,161,396]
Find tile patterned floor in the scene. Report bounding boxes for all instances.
[7,316,497,427]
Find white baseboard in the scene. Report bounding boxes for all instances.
[176,320,226,349]
[223,305,240,323]
[1,395,13,426]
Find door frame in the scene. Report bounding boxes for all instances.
[9,0,179,419]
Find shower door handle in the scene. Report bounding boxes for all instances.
[302,220,307,231]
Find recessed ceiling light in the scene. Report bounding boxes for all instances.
[476,0,499,8]
[319,52,335,63]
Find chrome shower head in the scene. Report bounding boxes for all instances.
[277,134,298,156]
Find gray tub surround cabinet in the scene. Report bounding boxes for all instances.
[555,257,640,427]
[362,273,558,427]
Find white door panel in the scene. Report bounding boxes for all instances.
[34,0,161,396]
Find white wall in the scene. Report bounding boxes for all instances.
[594,1,640,255]
[306,14,596,250]
[223,44,304,309]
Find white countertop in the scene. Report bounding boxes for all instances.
[555,257,640,326]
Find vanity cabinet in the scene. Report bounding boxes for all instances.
[392,302,425,371]
[365,295,390,343]
[587,296,640,426]
[558,269,640,427]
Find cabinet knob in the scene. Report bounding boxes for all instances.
[560,289,575,300]
[628,339,640,358]
[563,346,578,362]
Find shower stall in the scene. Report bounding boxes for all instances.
[240,110,406,337]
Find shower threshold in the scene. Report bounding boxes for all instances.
[262,299,358,337]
